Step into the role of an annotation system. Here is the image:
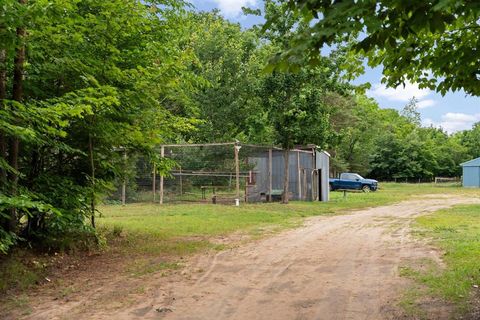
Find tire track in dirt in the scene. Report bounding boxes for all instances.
[20,195,480,320]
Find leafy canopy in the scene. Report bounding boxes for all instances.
[264,0,480,96]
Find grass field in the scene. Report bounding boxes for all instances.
[97,182,476,256]
[96,182,480,316]
[1,183,478,297]
[400,203,480,317]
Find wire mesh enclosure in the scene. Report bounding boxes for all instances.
[161,143,273,204]
[109,142,330,205]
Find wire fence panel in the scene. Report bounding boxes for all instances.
[107,143,327,205]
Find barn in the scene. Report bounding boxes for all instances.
[461,157,480,188]
[247,146,330,202]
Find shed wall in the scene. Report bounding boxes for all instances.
[316,151,330,202]
[463,166,480,187]
[248,149,328,201]
[270,150,315,200]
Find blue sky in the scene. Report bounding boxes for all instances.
[191,0,480,133]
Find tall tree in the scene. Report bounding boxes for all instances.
[265,1,480,96]
[456,123,480,159]
[186,11,271,143]
[4,0,27,233]
[0,0,198,253]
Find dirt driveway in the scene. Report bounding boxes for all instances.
[20,195,480,320]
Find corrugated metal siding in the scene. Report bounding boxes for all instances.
[316,151,330,202]
[248,155,268,201]
[248,149,329,202]
[463,166,480,187]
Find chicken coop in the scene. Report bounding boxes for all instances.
[246,147,330,202]
[114,142,330,204]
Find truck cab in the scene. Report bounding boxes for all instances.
[329,173,378,192]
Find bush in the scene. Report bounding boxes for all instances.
[0,230,18,255]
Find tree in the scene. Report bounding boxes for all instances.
[185,11,271,144]
[401,98,421,126]
[261,67,340,203]
[0,0,198,253]
[259,1,351,203]
[457,123,480,160]
[327,95,383,176]
[264,1,480,96]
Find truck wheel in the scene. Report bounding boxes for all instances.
[329,184,333,191]
[362,185,371,193]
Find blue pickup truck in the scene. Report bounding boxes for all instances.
[329,173,378,192]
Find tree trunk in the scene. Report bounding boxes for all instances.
[282,148,289,204]
[7,0,27,232]
[0,48,7,189]
[25,150,42,236]
[0,48,8,231]
[88,134,96,228]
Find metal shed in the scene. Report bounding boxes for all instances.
[461,157,480,188]
[246,147,330,202]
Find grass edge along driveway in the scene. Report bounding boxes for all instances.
[400,203,480,318]
[97,183,477,257]
[1,183,478,298]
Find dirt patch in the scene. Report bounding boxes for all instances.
[465,290,480,320]
[3,195,479,320]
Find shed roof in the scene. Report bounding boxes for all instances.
[461,157,480,167]
[319,150,331,157]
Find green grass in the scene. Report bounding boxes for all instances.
[402,204,480,316]
[98,183,477,255]
[1,183,477,296]
[96,182,479,294]
[399,288,428,319]
[0,252,48,293]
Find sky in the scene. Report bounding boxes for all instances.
[191,0,480,134]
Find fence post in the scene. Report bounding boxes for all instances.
[179,166,183,195]
[122,149,127,206]
[160,146,164,204]
[303,169,307,201]
[234,143,241,206]
[152,162,156,202]
[268,148,272,202]
[297,151,301,200]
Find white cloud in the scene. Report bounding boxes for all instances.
[422,113,480,133]
[368,81,436,109]
[417,99,435,109]
[369,81,431,101]
[211,0,258,17]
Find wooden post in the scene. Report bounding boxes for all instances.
[160,146,164,204]
[234,143,241,205]
[268,148,272,202]
[152,163,156,202]
[121,149,127,206]
[297,151,301,200]
[179,166,183,195]
[282,149,289,204]
[302,169,307,201]
[245,177,248,203]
